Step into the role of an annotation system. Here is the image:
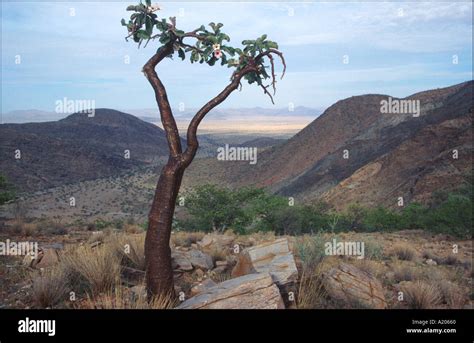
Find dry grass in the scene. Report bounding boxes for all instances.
[437,280,466,308]
[123,224,143,234]
[30,266,68,308]
[393,263,419,282]
[209,271,232,284]
[296,265,328,309]
[401,281,442,309]
[171,231,205,247]
[87,229,112,244]
[112,233,146,270]
[81,285,177,309]
[62,245,121,295]
[390,244,417,261]
[9,220,38,237]
[441,254,459,266]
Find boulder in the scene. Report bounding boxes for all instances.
[231,238,298,288]
[188,250,214,271]
[177,273,285,309]
[34,249,59,269]
[190,278,217,297]
[171,251,193,271]
[198,234,234,249]
[322,262,387,309]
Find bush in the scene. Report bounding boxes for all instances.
[362,207,402,231]
[0,174,15,205]
[180,177,473,238]
[390,244,417,261]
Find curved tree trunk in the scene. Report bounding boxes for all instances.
[145,160,184,298]
[141,41,282,300]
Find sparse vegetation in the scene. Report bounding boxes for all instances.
[390,244,417,261]
[0,174,15,205]
[181,176,472,239]
[401,281,442,309]
[62,245,121,295]
[30,267,68,308]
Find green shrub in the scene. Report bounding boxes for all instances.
[0,174,15,205]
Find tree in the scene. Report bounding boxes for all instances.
[122,2,286,299]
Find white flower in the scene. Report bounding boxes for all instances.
[148,4,160,12]
[214,49,222,59]
[212,44,220,51]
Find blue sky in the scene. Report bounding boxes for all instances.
[1,1,472,113]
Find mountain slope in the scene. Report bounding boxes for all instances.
[0,109,172,192]
[213,81,473,209]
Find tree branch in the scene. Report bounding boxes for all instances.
[142,43,183,158]
[256,48,286,79]
[179,63,259,167]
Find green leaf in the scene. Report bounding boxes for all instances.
[178,48,185,60]
[145,0,151,6]
[174,29,185,37]
[137,30,150,40]
[159,34,170,44]
[126,5,137,11]
[121,18,127,26]
[145,16,153,35]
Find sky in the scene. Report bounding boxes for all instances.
[1,1,472,113]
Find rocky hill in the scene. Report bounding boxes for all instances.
[210,81,473,209]
[0,109,173,192]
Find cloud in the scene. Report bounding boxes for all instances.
[1,1,472,112]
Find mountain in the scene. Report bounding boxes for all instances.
[215,81,473,209]
[0,109,172,192]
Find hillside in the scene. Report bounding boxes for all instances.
[204,81,473,209]
[0,109,172,192]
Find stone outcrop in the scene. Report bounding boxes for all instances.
[231,238,298,288]
[177,273,285,309]
[322,262,387,309]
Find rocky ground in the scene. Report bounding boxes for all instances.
[0,223,472,309]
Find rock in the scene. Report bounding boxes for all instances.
[197,235,214,249]
[198,234,234,249]
[323,262,387,309]
[231,238,298,288]
[177,273,285,309]
[425,259,437,266]
[216,260,228,267]
[34,249,59,269]
[188,250,214,270]
[121,266,145,286]
[22,254,36,268]
[190,279,217,297]
[171,251,193,271]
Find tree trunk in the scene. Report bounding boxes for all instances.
[145,159,183,299]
